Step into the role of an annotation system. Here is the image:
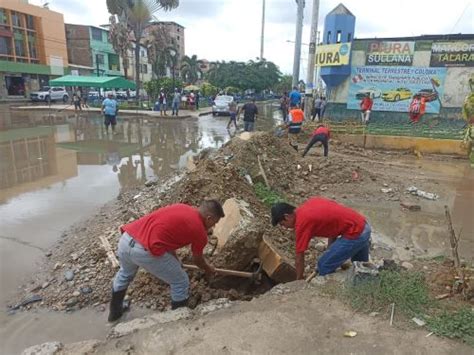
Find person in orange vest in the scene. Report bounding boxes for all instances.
[408,94,426,123]
[287,103,304,151]
[302,124,330,157]
[360,95,373,123]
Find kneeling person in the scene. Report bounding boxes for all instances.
[271,197,371,279]
[108,200,225,322]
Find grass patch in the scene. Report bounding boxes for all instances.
[345,270,432,318]
[427,308,474,346]
[254,182,285,207]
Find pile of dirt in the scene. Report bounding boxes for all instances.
[11,130,450,314]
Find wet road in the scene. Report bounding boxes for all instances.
[0,103,281,354]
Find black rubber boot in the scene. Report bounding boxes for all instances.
[171,298,189,310]
[108,289,127,322]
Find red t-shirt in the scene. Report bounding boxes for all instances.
[312,126,330,138]
[121,204,208,257]
[295,197,366,253]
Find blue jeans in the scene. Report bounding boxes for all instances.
[317,223,371,276]
[172,101,179,115]
[244,121,255,132]
[113,233,189,302]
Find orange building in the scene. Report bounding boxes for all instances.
[0,0,68,98]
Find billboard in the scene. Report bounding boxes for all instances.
[366,41,415,66]
[430,41,474,67]
[347,66,447,113]
[315,43,351,67]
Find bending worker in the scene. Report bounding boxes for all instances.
[302,124,330,157]
[108,200,225,322]
[271,197,371,279]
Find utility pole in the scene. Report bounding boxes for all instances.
[260,0,266,60]
[292,0,305,88]
[304,0,320,121]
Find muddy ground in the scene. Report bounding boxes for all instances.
[10,125,473,315]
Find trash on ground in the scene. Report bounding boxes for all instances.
[406,186,439,200]
[344,331,358,337]
[381,188,393,193]
[412,317,426,326]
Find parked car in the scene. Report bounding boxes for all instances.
[30,86,69,103]
[417,89,438,102]
[212,95,234,116]
[355,87,381,100]
[382,88,412,102]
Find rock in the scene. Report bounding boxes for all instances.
[62,340,101,354]
[401,261,414,270]
[53,263,61,270]
[196,298,232,316]
[12,294,42,310]
[80,286,93,294]
[400,203,421,211]
[412,317,426,326]
[144,177,158,187]
[65,297,78,307]
[72,291,81,297]
[41,282,50,289]
[186,155,197,171]
[64,270,74,281]
[314,242,326,253]
[346,261,379,285]
[45,251,52,257]
[214,198,252,249]
[21,341,63,355]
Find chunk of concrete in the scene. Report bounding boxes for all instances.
[61,340,101,354]
[346,261,379,285]
[186,155,196,171]
[212,199,263,270]
[238,132,253,141]
[21,341,63,355]
[258,236,296,283]
[109,308,191,338]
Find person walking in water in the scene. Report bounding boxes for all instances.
[239,98,258,132]
[102,93,119,134]
[227,99,238,130]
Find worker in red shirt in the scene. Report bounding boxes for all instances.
[360,95,373,123]
[302,124,330,157]
[108,200,225,322]
[271,197,371,279]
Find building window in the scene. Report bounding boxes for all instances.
[0,9,8,25]
[11,11,22,27]
[347,33,352,42]
[28,35,37,58]
[96,54,104,65]
[326,31,331,44]
[0,36,12,56]
[177,35,180,40]
[91,27,102,41]
[13,29,26,57]
[141,64,147,74]
[26,15,35,30]
[177,27,180,32]
[108,53,120,71]
[336,30,341,43]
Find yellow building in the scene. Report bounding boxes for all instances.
[0,0,68,98]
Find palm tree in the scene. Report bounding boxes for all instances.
[107,0,179,98]
[143,25,172,78]
[181,55,203,84]
[108,15,131,79]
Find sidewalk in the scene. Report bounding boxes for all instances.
[12,104,212,119]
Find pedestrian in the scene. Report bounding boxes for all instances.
[287,103,304,151]
[195,91,200,110]
[302,124,330,157]
[289,86,301,107]
[172,88,181,116]
[188,91,196,111]
[320,97,327,119]
[73,90,82,112]
[408,94,426,124]
[311,96,322,121]
[82,88,89,108]
[159,88,167,116]
[101,93,118,134]
[280,92,290,123]
[271,197,371,279]
[108,200,225,322]
[227,99,238,130]
[360,94,373,123]
[238,98,258,132]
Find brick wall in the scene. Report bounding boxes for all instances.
[65,24,92,67]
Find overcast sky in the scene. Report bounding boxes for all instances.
[31,0,473,76]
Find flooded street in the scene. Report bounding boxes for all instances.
[1,103,473,354]
[0,103,281,354]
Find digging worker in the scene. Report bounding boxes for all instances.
[108,200,225,322]
[302,124,330,157]
[270,197,371,279]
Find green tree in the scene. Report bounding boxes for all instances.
[200,82,218,97]
[144,77,183,101]
[107,0,179,99]
[272,74,292,94]
[181,55,203,84]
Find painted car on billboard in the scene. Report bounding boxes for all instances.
[381,88,412,102]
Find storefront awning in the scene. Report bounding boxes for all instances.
[49,75,136,89]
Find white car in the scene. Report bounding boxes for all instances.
[355,87,381,100]
[212,95,234,116]
[30,86,69,103]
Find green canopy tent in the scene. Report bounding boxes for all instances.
[49,75,136,89]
